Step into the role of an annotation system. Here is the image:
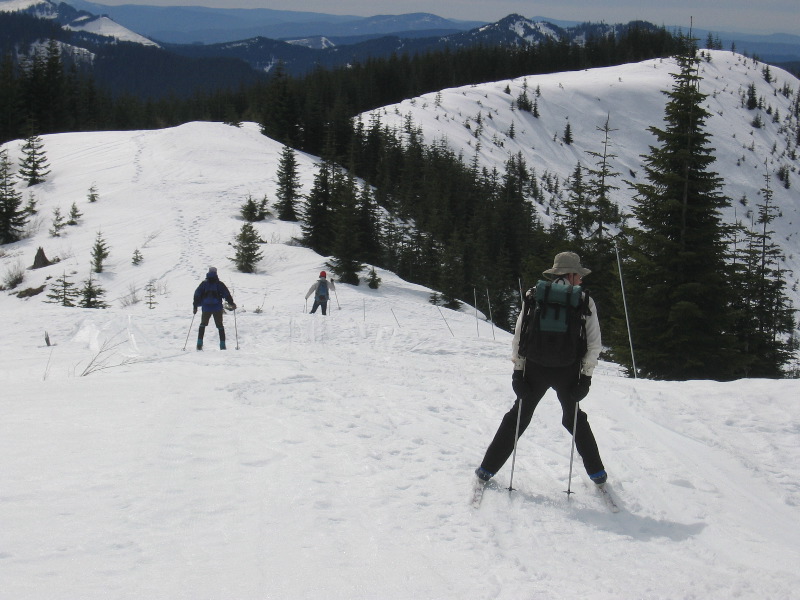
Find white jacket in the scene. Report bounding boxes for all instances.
[511,282,602,376]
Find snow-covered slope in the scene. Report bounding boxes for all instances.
[363,50,800,306]
[1,120,799,598]
[0,0,159,47]
[65,14,159,46]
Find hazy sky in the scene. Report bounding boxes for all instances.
[93,0,798,36]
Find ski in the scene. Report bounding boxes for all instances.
[595,482,620,513]
[471,477,487,508]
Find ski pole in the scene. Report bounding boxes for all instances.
[334,287,340,309]
[564,399,580,497]
[182,312,196,351]
[233,307,240,350]
[507,364,527,492]
[507,394,524,492]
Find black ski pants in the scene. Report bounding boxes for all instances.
[310,298,328,315]
[480,362,604,477]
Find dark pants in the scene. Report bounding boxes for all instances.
[198,311,225,341]
[310,299,328,315]
[480,362,604,477]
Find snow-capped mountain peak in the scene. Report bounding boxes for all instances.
[0,0,159,47]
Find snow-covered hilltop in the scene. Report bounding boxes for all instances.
[363,50,800,305]
[0,0,159,46]
[64,14,158,46]
[1,57,799,599]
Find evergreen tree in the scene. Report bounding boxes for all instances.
[145,279,158,309]
[23,192,38,216]
[584,116,623,243]
[91,231,110,273]
[355,180,382,267]
[0,149,26,244]
[732,167,795,376]
[67,202,82,226]
[49,206,66,237]
[367,267,381,289]
[580,116,624,329]
[132,248,143,265]
[621,42,741,380]
[561,163,592,242]
[230,222,263,273]
[436,232,465,310]
[275,145,301,221]
[562,122,573,145]
[746,83,758,110]
[327,169,363,285]
[87,184,99,203]
[301,158,336,254]
[45,271,79,306]
[17,132,50,187]
[240,194,269,222]
[78,272,109,309]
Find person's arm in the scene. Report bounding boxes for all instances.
[221,282,234,304]
[581,296,602,376]
[305,282,317,299]
[193,283,203,309]
[510,307,526,371]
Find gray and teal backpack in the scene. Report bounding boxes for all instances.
[518,280,591,368]
[316,279,329,301]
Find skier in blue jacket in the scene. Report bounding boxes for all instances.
[193,267,235,350]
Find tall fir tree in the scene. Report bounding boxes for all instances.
[275,145,301,221]
[580,116,624,340]
[621,42,742,380]
[326,170,363,285]
[0,149,26,244]
[355,180,382,267]
[301,158,336,254]
[731,167,796,376]
[17,131,50,187]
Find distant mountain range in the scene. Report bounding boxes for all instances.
[1,0,798,99]
[163,16,670,77]
[55,0,800,68]
[64,1,486,44]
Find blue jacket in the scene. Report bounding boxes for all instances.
[193,271,233,313]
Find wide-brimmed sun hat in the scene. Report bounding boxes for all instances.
[543,251,591,277]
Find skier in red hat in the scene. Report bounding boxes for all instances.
[305,270,336,314]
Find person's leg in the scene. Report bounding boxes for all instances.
[197,311,212,349]
[554,369,604,476]
[321,299,328,315]
[479,370,548,476]
[212,311,225,349]
[310,300,319,314]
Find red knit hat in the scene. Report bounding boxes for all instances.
[320,271,326,278]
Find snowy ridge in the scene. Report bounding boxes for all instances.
[1,106,799,598]
[65,14,159,47]
[364,50,800,312]
[0,0,160,47]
